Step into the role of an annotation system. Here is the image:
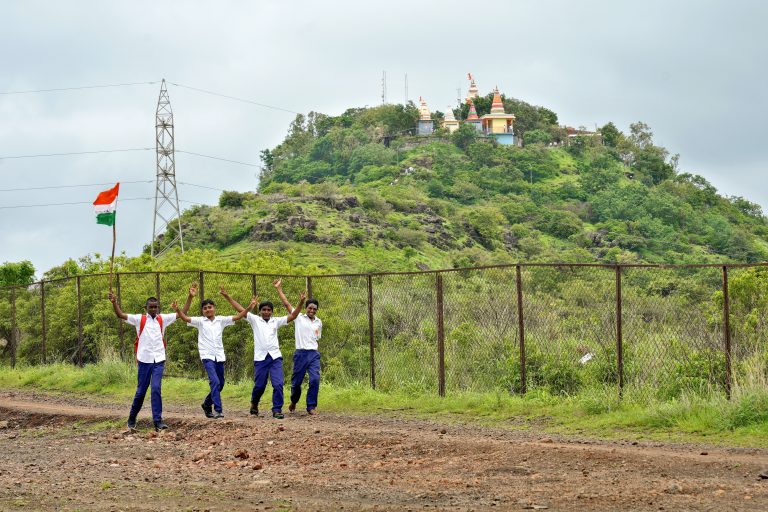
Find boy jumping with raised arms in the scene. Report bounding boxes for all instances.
[273,279,323,415]
[172,284,257,419]
[108,288,193,431]
[221,286,305,419]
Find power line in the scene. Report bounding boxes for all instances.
[0,147,258,166]
[176,149,258,167]
[177,181,226,192]
[0,180,152,193]
[168,81,300,115]
[0,197,153,210]
[0,81,158,95]
[0,179,229,194]
[0,147,153,159]
[0,79,301,115]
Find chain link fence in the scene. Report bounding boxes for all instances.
[1,263,766,402]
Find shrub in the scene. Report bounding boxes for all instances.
[218,191,246,208]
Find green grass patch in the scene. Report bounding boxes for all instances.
[1,362,767,447]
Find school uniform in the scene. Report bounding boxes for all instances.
[290,313,323,411]
[246,313,288,412]
[125,313,177,424]
[187,315,234,414]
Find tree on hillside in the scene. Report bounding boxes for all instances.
[599,122,621,148]
[0,261,35,287]
[451,123,478,151]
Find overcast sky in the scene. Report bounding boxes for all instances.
[1,0,766,276]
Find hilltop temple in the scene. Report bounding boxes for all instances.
[419,73,518,145]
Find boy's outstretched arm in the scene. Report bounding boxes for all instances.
[181,283,197,315]
[172,301,192,323]
[287,291,307,323]
[232,296,258,321]
[273,278,294,312]
[220,286,248,313]
[108,291,128,320]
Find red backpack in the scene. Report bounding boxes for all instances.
[134,314,165,355]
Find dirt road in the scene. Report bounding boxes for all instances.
[0,390,766,511]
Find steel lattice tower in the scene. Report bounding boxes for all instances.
[151,79,184,257]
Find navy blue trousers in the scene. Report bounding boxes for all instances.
[129,361,165,423]
[251,355,284,412]
[291,350,321,410]
[202,359,226,413]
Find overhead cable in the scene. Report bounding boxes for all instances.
[0,147,257,166]
[0,197,153,210]
[0,180,153,193]
[168,82,300,114]
[0,81,158,95]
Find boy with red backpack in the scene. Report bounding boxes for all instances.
[108,288,192,431]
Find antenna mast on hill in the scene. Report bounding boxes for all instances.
[151,79,184,257]
[381,70,387,104]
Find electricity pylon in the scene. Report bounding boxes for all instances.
[151,79,184,257]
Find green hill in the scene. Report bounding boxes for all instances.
[152,93,768,274]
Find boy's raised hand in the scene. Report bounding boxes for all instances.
[299,290,307,302]
[189,283,198,297]
[171,300,179,311]
[273,278,282,289]
[219,286,228,297]
[108,291,117,304]
[248,296,259,310]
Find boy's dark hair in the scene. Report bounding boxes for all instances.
[145,297,159,306]
[258,301,274,311]
[201,299,215,308]
[306,298,319,308]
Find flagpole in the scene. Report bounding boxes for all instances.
[109,200,117,294]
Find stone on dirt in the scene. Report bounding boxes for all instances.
[192,450,211,462]
[234,448,249,460]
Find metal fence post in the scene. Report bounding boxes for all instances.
[10,287,17,369]
[40,281,47,364]
[251,274,257,298]
[515,265,526,395]
[116,273,124,360]
[436,274,446,397]
[367,274,375,389]
[155,272,161,305]
[199,271,205,314]
[615,265,624,399]
[306,276,313,298]
[76,276,83,367]
[722,266,733,400]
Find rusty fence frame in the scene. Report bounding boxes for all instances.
[1,261,760,400]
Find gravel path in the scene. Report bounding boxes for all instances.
[1,390,767,511]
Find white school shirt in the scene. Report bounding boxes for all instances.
[245,312,288,361]
[187,315,234,362]
[294,313,322,350]
[125,313,177,364]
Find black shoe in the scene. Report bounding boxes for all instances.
[272,411,284,419]
[154,420,168,432]
[288,402,297,413]
[127,417,137,430]
[250,403,259,416]
[202,403,214,418]
[213,411,224,419]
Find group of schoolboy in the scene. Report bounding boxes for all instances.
[107,278,322,431]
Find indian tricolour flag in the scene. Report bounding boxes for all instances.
[93,183,120,226]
